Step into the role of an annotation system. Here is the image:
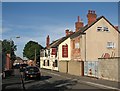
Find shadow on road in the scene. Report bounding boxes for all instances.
[27,79,77,90]
[24,75,52,84]
[40,75,52,80]
[2,82,21,90]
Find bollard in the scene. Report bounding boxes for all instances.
[20,72,25,90]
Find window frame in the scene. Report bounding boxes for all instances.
[107,42,115,48]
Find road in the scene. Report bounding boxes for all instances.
[2,68,119,91]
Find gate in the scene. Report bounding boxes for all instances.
[84,61,98,78]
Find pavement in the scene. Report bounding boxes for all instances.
[41,68,120,91]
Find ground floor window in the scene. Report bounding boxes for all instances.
[53,60,58,67]
[47,60,49,66]
[43,60,45,66]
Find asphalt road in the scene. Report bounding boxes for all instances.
[2,68,118,91]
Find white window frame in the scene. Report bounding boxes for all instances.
[97,26,109,32]
[97,27,102,31]
[103,26,109,32]
[75,42,80,49]
[107,42,115,48]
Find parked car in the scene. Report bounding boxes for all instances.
[20,64,28,72]
[24,66,41,80]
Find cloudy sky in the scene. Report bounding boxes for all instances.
[2,2,118,59]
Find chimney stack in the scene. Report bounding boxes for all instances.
[69,30,74,35]
[65,29,73,36]
[87,10,97,25]
[46,35,50,48]
[75,16,84,32]
[65,29,69,36]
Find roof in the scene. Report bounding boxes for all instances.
[16,57,23,60]
[47,33,74,49]
[83,16,119,33]
[70,16,119,39]
[45,16,119,49]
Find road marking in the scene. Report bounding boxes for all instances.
[45,80,50,83]
[79,80,120,90]
[49,72,61,77]
[55,83,70,87]
[42,69,120,90]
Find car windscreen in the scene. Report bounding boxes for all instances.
[26,67,39,72]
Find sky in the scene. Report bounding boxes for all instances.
[2,2,118,59]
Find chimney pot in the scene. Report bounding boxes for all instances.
[88,10,90,13]
[65,29,69,36]
[87,10,97,25]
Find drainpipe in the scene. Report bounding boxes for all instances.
[85,33,86,62]
[66,61,68,73]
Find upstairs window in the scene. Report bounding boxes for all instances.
[62,44,68,58]
[75,42,80,49]
[107,42,115,48]
[97,26,109,32]
[103,27,109,31]
[48,49,50,56]
[97,27,102,31]
[51,48,57,55]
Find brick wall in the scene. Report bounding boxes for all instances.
[71,36,81,60]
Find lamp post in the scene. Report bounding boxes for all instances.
[9,36,20,62]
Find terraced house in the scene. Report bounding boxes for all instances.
[40,10,119,81]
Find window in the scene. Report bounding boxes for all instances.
[45,50,47,57]
[103,27,109,31]
[75,42,79,49]
[48,50,50,56]
[62,44,68,57]
[47,60,49,66]
[97,26,109,32]
[97,27,102,31]
[53,60,58,67]
[43,60,45,66]
[51,48,56,55]
[107,42,115,48]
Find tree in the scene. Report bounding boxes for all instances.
[23,41,43,61]
[2,39,17,61]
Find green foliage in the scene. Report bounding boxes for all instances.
[23,41,43,60]
[2,39,17,61]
